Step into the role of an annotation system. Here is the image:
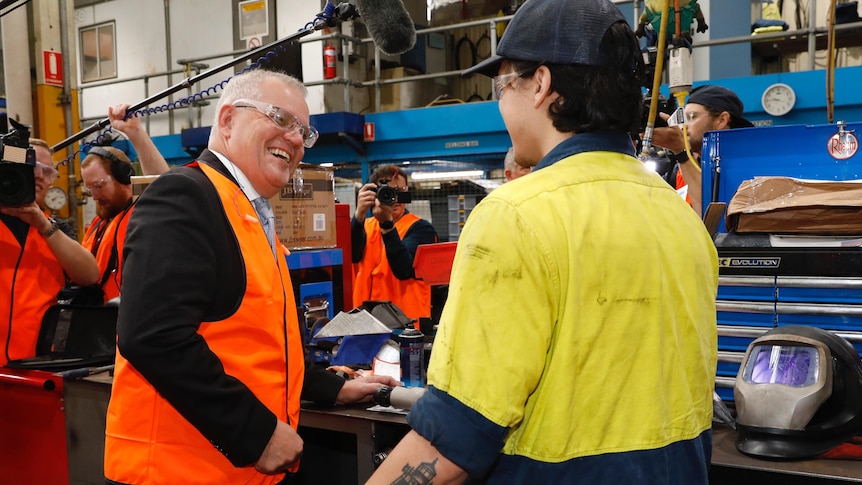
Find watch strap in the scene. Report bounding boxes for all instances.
[379,220,395,230]
[671,150,691,164]
[374,386,393,407]
[40,217,60,238]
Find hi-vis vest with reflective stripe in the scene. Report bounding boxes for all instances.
[353,213,431,321]
[104,163,304,485]
[0,214,65,366]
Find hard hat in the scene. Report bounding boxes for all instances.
[734,326,862,459]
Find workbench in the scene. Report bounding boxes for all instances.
[6,368,862,484]
[711,424,862,484]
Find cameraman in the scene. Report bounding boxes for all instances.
[351,165,438,322]
[0,138,99,366]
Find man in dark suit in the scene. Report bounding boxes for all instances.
[104,69,395,485]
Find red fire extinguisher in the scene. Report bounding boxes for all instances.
[324,44,337,79]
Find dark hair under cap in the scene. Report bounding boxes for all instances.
[463,0,627,77]
[688,85,754,128]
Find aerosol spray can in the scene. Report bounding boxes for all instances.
[397,322,425,388]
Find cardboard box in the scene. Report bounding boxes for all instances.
[269,164,337,250]
[727,176,862,235]
[130,175,159,201]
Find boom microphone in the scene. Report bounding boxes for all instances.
[354,0,417,56]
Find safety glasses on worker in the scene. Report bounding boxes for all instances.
[232,98,319,148]
[35,162,59,184]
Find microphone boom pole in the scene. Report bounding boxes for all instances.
[52,2,358,153]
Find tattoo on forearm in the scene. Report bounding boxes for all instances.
[388,458,438,485]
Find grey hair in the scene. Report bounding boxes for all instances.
[212,69,308,126]
[503,147,517,172]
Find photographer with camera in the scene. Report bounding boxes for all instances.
[0,137,100,366]
[351,165,438,321]
[649,85,753,217]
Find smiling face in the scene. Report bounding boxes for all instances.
[214,77,309,199]
[32,145,55,205]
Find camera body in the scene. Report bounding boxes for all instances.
[370,183,412,206]
[0,120,37,206]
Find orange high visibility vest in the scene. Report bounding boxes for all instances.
[353,213,431,321]
[104,163,304,484]
[676,169,692,205]
[0,214,65,366]
[82,203,133,302]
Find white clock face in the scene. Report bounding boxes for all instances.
[762,83,796,116]
[44,186,68,210]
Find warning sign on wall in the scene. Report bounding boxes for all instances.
[43,51,63,86]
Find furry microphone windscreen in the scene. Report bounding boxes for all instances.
[355,0,417,56]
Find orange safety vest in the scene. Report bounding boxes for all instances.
[353,213,431,321]
[0,213,65,366]
[82,203,133,302]
[676,169,692,205]
[104,163,304,484]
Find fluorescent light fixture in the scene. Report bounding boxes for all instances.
[411,170,484,181]
[320,162,334,167]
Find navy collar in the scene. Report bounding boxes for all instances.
[533,131,637,171]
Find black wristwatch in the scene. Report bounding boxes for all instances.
[40,217,60,238]
[670,150,691,164]
[379,220,395,231]
[374,386,393,407]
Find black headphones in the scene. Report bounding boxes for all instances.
[88,146,134,185]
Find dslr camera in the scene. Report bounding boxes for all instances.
[370,181,412,206]
[0,119,37,206]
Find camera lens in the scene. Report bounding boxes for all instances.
[376,186,398,206]
[0,162,36,205]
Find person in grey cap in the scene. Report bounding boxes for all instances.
[651,84,753,217]
[367,0,718,484]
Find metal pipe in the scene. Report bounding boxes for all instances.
[716,300,775,313]
[164,0,174,133]
[716,325,771,338]
[717,351,744,364]
[715,376,736,388]
[777,276,862,289]
[690,20,862,50]
[58,0,79,225]
[808,0,817,71]
[718,275,776,287]
[0,372,57,391]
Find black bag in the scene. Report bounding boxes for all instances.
[57,236,117,306]
[4,304,117,371]
[57,285,106,306]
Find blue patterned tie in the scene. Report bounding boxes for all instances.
[251,197,276,256]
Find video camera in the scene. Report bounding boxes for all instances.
[0,119,37,206]
[370,180,412,206]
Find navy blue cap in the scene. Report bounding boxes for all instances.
[688,85,754,128]
[463,0,627,77]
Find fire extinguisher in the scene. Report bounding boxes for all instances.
[324,44,337,80]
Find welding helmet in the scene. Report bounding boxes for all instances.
[734,326,862,459]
